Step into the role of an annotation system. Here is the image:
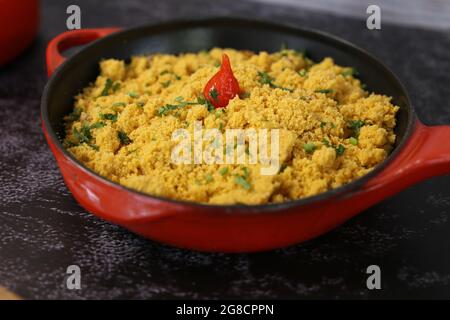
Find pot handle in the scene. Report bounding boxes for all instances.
[46,28,121,76]
[355,120,450,199]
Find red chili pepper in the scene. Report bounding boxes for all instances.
[203,53,241,109]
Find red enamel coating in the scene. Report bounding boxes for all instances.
[0,0,39,65]
[43,28,450,252]
[46,28,120,76]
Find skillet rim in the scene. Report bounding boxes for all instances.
[41,17,416,212]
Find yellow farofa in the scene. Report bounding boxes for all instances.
[63,48,399,205]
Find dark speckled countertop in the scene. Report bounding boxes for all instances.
[0,0,449,299]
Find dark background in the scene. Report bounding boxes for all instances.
[0,0,449,299]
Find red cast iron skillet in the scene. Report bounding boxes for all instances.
[41,18,450,252]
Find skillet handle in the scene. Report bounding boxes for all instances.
[46,28,121,76]
[362,120,450,196]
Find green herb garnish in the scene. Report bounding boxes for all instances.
[347,120,365,137]
[219,167,229,176]
[234,175,251,190]
[349,137,358,146]
[66,108,82,121]
[128,92,139,98]
[89,144,100,151]
[112,102,126,107]
[315,89,334,94]
[205,174,213,183]
[341,68,359,78]
[73,123,92,144]
[241,167,250,179]
[90,122,105,129]
[209,88,219,101]
[72,123,99,151]
[335,144,346,156]
[197,95,215,112]
[161,81,171,88]
[100,113,118,122]
[258,71,293,92]
[157,104,180,116]
[156,97,200,116]
[303,143,316,153]
[117,131,132,145]
[299,69,307,77]
[100,78,113,96]
[112,82,121,92]
[322,138,331,147]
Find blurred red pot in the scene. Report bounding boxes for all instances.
[0,0,39,65]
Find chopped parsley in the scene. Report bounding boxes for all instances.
[215,109,224,118]
[66,108,82,121]
[90,122,105,129]
[347,120,365,138]
[89,144,100,151]
[234,175,251,190]
[241,167,250,179]
[72,122,99,151]
[234,167,251,190]
[136,101,145,107]
[303,143,316,153]
[219,167,229,176]
[100,113,118,122]
[117,131,132,145]
[156,96,200,116]
[298,69,307,77]
[157,104,180,116]
[161,81,171,88]
[315,89,334,94]
[100,78,113,96]
[209,87,219,101]
[112,102,126,107]
[258,71,293,92]
[322,138,346,156]
[73,123,92,144]
[335,144,346,156]
[128,92,139,98]
[112,82,121,92]
[197,95,215,112]
[341,68,359,78]
[205,174,213,183]
[349,137,358,145]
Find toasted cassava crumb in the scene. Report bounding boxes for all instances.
[63,48,398,205]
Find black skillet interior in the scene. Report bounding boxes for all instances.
[43,18,413,208]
